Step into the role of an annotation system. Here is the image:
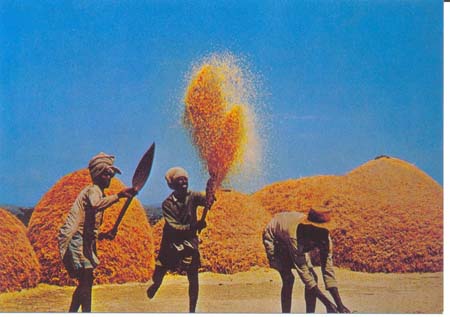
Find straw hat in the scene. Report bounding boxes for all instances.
[300,206,335,230]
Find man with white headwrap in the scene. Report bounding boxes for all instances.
[58,152,136,312]
[146,167,215,313]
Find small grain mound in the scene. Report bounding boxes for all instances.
[253,157,443,273]
[27,169,155,286]
[0,208,41,292]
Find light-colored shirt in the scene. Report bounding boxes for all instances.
[58,184,119,259]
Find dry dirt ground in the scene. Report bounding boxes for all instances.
[0,268,442,314]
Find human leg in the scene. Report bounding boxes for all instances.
[79,269,94,312]
[69,281,81,312]
[263,232,294,313]
[304,270,319,312]
[304,254,318,313]
[187,268,199,313]
[69,268,94,312]
[279,269,295,313]
[147,265,168,299]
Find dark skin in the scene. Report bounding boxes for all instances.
[69,268,94,312]
[278,265,338,313]
[95,169,136,198]
[297,224,351,314]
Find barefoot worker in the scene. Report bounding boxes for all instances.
[58,153,136,312]
[263,208,351,313]
[147,167,214,313]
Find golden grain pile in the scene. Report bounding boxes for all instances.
[153,190,271,273]
[0,208,41,292]
[253,157,443,273]
[27,169,155,286]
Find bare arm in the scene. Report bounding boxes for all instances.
[320,236,351,313]
[329,287,351,313]
[311,286,339,313]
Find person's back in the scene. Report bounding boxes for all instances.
[264,211,304,242]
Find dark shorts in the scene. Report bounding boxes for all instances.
[62,248,81,278]
[262,230,314,273]
[263,238,294,271]
[157,239,200,271]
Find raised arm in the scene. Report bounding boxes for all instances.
[87,186,119,210]
[88,186,136,211]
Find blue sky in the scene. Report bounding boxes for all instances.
[0,1,443,206]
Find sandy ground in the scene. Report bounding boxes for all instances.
[0,267,442,314]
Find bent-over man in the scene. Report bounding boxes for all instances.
[263,208,350,313]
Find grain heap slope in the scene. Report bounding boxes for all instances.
[253,157,443,272]
[27,169,155,285]
[0,208,41,292]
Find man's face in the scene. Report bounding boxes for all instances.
[97,168,114,189]
[172,176,188,195]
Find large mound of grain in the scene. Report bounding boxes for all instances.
[253,157,443,273]
[0,208,41,292]
[27,169,155,286]
[153,190,271,273]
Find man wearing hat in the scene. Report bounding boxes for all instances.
[263,208,350,313]
[146,167,215,313]
[58,152,136,312]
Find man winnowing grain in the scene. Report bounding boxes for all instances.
[146,167,215,313]
[58,153,136,312]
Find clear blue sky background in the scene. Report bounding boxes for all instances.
[0,1,443,207]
